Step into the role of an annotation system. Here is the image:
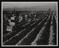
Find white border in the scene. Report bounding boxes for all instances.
[1,2,58,47]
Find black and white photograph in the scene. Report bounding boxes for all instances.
[1,2,58,47]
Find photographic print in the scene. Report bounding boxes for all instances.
[1,2,58,47]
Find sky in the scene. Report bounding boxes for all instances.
[2,2,57,11]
